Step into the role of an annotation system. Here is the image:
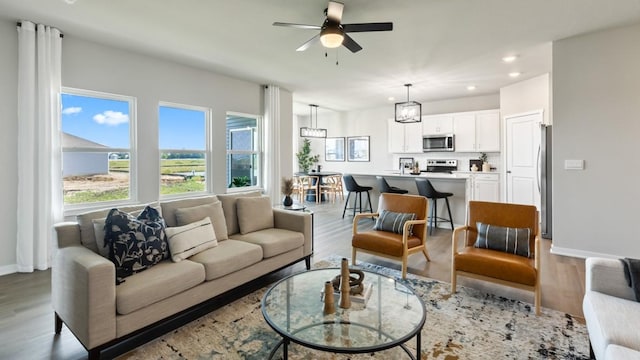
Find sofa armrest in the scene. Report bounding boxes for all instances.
[273,209,312,256]
[54,222,82,248]
[52,245,117,349]
[585,257,635,301]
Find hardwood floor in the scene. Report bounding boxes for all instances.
[0,199,586,359]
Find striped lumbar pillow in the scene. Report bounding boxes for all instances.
[166,217,217,262]
[474,222,531,258]
[374,210,417,235]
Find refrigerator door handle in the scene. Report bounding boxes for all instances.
[536,145,541,193]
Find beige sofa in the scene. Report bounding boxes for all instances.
[52,191,312,359]
[583,257,640,359]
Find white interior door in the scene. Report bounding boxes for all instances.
[505,111,542,209]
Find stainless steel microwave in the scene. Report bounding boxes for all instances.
[423,134,454,152]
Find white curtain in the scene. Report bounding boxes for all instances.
[264,85,282,204]
[16,21,63,272]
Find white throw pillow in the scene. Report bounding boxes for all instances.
[165,217,218,262]
[174,201,228,241]
[236,196,274,234]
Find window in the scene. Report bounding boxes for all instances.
[226,113,261,189]
[159,103,209,196]
[61,89,135,207]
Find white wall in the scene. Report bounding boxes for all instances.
[500,73,551,124]
[552,22,640,258]
[0,19,293,273]
[0,20,19,274]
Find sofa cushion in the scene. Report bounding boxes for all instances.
[92,219,109,258]
[230,228,304,258]
[160,195,218,227]
[188,239,263,281]
[115,260,205,315]
[583,291,640,359]
[166,217,218,262]
[77,203,160,253]
[474,222,531,258]
[236,196,274,234]
[373,210,416,235]
[216,191,262,235]
[174,201,228,241]
[105,206,170,284]
[605,344,640,360]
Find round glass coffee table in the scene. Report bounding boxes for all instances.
[261,268,425,359]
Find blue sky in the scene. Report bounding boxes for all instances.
[61,93,205,150]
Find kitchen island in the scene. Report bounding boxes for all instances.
[349,172,470,229]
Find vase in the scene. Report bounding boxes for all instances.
[323,281,335,315]
[482,162,491,172]
[339,258,351,309]
[283,195,293,206]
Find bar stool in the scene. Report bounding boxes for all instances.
[342,174,373,219]
[415,178,454,235]
[376,176,409,194]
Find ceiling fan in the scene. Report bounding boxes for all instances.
[273,1,393,53]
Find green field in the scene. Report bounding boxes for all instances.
[64,159,207,204]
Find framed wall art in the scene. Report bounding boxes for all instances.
[325,137,345,162]
[347,136,370,162]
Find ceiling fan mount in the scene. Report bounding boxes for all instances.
[273,1,393,53]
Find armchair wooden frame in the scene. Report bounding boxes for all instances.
[352,193,431,279]
[451,201,541,315]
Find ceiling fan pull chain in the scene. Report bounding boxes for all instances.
[336,49,339,66]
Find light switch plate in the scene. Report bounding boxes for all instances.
[564,159,584,170]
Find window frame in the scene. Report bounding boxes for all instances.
[226,111,263,193]
[158,101,212,199]
[61,87,138,215]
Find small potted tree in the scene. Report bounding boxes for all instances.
[296,138,320,173]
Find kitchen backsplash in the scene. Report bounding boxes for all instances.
[392,153,501,172]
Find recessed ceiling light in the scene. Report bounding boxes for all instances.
[388,96,395,101]
[509,72,521,78]
[502,55,518,63]
[467,85,476,91]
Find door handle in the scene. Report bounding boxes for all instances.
[506,170,511,174]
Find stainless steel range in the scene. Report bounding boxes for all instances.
[424,159,458,174]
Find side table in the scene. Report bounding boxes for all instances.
[274,204,314,253]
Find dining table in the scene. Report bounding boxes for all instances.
[295,171,341,202]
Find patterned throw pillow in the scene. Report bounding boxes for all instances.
[373,210,417,235]
[104,206,170,284]
[474,222,531,258]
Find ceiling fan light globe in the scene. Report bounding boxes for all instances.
[320,33,344,48]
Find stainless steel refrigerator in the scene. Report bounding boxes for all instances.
[540,125,552,239]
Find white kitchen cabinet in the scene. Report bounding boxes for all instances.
[470,173,500,202]
[388,119,422,153]
[453,110,500,152]
[422,114,453,135]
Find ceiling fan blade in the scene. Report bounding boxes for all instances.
[342,34,363,53]
[343,22,393,33]
[326,1,344,23]
[296,34,320,52]
[273,22,321,30]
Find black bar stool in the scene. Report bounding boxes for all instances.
[415,178,454,235]
[342,174,373,218]
[376,176,409,194]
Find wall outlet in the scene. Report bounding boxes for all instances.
[564,159,584,170]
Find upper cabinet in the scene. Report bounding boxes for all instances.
[388,119,422,153]
[422,115,453,135]
[453,109,500,152]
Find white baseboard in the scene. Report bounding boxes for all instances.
[550,245,620,259]
[0,264,18,277]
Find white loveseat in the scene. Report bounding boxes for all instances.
[583,257,640,359]
[52,191,312,359]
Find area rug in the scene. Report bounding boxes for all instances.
[118,256,589,359]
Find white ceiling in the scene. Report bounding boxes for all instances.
[1,0,639,115]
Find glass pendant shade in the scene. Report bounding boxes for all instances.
[395,84,422,123]
[300,104,327,138]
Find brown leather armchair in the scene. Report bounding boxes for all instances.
[451,201,541,315]
[352,193,430,278]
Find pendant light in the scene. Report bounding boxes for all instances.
[394,84,422,123]
[300,104,327,138]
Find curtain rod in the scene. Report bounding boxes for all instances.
[17,21,64,38]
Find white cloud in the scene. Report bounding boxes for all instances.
[93,111,129,126]
[62,106,82,115]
